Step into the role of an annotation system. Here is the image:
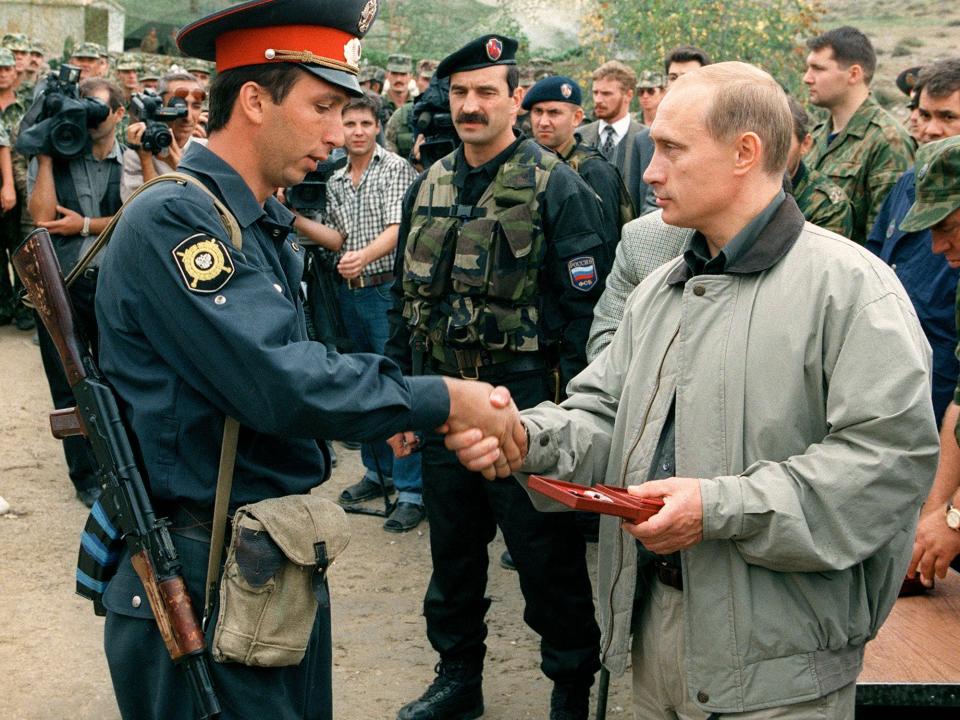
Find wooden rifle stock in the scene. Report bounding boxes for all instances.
[12,229,88,387]
[50,407,84,439]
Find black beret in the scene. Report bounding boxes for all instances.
[521,75,582,110]
[436,35,518,80]
[177,0,382,97]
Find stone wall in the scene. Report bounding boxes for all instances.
[0,0,126,57]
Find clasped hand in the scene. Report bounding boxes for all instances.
[387,379,527,480]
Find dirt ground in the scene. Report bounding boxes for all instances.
[0,324,631,719]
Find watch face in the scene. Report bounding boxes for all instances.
[948,506,960,530]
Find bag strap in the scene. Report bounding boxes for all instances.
[203,415,240,631]
[65,171,243,287]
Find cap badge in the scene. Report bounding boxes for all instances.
[918,163,929,180]
[344,38,362,68]
[358,0,378,33]
[561,83,572,98]
[486,38,503,62]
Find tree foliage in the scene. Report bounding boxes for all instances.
[579,0,825,93]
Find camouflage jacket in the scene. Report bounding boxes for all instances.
[0,91,31,199]
[559,140,634,246]
[792,160,854,238]
[807,94,914,245]
[384,101,415,160]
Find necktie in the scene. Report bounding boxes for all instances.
[601,125,617,159]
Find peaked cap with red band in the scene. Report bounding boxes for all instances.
[176,0,380,97]
[436,34,518,80]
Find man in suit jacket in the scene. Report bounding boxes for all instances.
[578,60,645,211]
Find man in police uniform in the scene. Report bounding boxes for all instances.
[94,3,526,719]
[386,35,606,720]
[523,74,633,247]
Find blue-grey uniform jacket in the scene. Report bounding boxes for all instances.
[95,143,449,510]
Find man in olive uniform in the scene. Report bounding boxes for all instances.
[804,26,914,244]
[386,35,605,720]
[903,135,960,586]
[524,75,633,246]
[93,3,526,719]
[115,54,141,102]
[27,39,45,86]
[385,58,435,161]
[635,70,665,126]
[2,33,33,98]
[786,96,854,237]
[69,42,108,81]
[140,66,161,91]
[0,46,33,330]
[381,53,412,127]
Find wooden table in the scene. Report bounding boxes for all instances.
[857,569,960,710]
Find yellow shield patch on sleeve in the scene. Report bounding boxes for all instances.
[172,234,235,293]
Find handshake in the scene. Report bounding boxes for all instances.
[388,378,529,480]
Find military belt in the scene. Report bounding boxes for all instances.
[429,352,547,381]
[345,271,394,289]
[154,501,232,547]
[415,204,487,220]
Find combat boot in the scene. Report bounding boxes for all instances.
[396,660,483,720]
[549,679,591,720]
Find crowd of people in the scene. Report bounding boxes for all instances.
[4,2,960,719]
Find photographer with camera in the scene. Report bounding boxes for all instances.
[120,72,206,200]
[26,77,125,507]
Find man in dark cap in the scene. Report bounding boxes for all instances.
[92,3,525,719]
[386,34,606,720]
[523,74,633,247]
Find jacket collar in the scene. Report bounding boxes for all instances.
[178,142,293,230]
[666,195,806,286]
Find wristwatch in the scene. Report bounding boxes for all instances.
[947,502,960,532]
[80,216,91,237]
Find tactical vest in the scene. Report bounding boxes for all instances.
[395,103,415,160]
[402,140,559,368]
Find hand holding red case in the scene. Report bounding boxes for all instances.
[528,476,664,523]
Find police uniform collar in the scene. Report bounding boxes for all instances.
[177,143,293,229]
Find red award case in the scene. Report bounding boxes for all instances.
[528,476,663,523]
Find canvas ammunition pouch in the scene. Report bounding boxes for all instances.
[212,494,350,667]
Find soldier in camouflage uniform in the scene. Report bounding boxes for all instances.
[523,75,633,246]
[387,35,604,720]
[380,53,412,129]
[786,97,854,237]
[27,39,46,86]
[184,58,215,89]
[115,53,141,101]
[69,42,107,81]
[2,33,33,100]
[140,65,162,91]
[804,26,914,245]
[385,59,436,160]
[0,46,33,329]
[899,134,960,584]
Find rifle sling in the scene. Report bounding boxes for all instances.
[65,171,243,287]
[204,415,240,631]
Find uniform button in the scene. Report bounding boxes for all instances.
[891,263,897,271]
[291,242,300,252]
[661,462,671,472]
[214,295,226,305]
[696,691,709,704]
[131,595,142,609]
[273,283,283,293]
[271,229,281,238]
[539,435,550,447]
[693,285,706,297]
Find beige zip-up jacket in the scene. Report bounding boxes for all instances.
[520,199,939,713]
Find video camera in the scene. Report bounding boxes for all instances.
[412,74,459,168]
[15,64,110,160]
[128,90,189,154]
[286,150,347,215]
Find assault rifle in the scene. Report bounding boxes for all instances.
[13,228,220,719]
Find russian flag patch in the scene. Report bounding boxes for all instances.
[568,256,597,292]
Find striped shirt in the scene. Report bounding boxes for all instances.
[323,144,417,277]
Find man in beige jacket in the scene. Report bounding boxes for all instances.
[451,62,939,719]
